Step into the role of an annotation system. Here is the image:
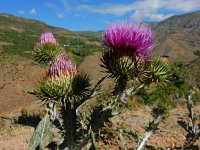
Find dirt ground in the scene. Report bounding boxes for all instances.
[0,57,44,116]
[0,105,199,150]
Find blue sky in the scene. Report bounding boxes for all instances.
[0,0,200,31]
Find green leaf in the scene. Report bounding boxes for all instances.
[29,114,52,150]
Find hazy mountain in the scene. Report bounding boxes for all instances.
[154,11,200,62]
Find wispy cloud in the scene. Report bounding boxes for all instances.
[57,13,65,19]
[18,10,25,15]
[78,0,200,21]
[29,8,37,15]
[45,2,61,11]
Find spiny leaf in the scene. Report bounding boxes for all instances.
[150,57,171,86]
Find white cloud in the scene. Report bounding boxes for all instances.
[79,3,132,16]
[29,8,37,15]
[78,0,200,21]
[18,10,25,15]
[131,10,174,21]
[57,13,65,19]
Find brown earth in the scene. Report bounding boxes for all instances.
[0,57,44,116]
[0,125,34,150]
[78,52,114,88]
[0,105,199,150]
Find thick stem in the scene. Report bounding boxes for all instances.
[114,77,127,102]
[60,107,77,149]
[187,91,196,135]
[136,114,163,150]
[119,129,128,150]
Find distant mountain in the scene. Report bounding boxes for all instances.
[154,11,200,62]
[74,31,102,42]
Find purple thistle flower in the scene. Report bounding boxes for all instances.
[48,53,77,78]
[103,20,154,58]
[39,32,57,45]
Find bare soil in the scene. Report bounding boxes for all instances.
[0,57,44,116]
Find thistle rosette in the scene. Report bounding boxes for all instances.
[101,21,154,80]
[34,32,61,64]
[34,53,91,108]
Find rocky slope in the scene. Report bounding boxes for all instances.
[154,11,200,62]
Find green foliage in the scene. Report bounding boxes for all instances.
[138,61,189,106]
[152,99,172,118]
[194,50,200,57]
[0,30,38,58]
[65,43,102,65]
[171,62,186,87]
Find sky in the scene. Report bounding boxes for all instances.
[0,0,200,31]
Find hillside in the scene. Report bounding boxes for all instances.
[154,11,200,62]
[185,57,200,89]
[0,14,102,64]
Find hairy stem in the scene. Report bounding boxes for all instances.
[136,114,163,150]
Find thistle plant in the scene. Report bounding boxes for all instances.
[171,89,200,149]
[29,21,172,150]
[100,20,171,149]
[34,52,92,149]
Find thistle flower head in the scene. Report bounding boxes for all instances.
[103,20,154,57]
[48,53,77,78]
[39,32,57,45]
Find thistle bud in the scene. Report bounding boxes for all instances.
[48,53,77,78]
[39,32,57,45]
[34,32,60,64]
